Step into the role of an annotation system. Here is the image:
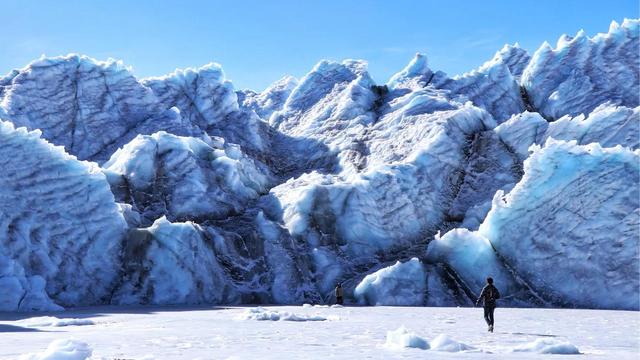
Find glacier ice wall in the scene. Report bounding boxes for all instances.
[0,55,196,163]
[522,19,640,120]
[0,19,638,311]
[479,140,639,310]
[0,121,127,310]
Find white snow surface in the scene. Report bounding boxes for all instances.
[1,306,637,359]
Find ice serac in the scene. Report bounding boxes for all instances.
[142,63,266,154]
[522,19,640,119]
[271,60,376,153]
[479,139,640,310]
[114,217,239,305]
[387,53,446,91]
[491,43,531,80]
[0,55,195,163]
[354,258,426,306]
[545,104,640,149]
[434,54,525,123]
[0,121,127,311]
[496,104,640,161]
[238,76,298,120]
[104,131,271,225]
[426,229,529,304]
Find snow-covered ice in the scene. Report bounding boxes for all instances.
[1,306,638,359]
[18,339,92,360]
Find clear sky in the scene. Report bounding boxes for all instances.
[1,0,638,91]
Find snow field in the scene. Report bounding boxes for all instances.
[1,306,637,359]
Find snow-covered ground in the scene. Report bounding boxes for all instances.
[1,306,638,359]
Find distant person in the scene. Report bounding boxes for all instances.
[335,283,344,305]
[476,277,500,332]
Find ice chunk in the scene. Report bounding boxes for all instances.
[430,334,475,352]
[143,63,267,154]
[513,338,580,354]
[387,53,442,91]
[384,326,430,350]
[494,111,549,160]
[240,307,327,321]
[19,339,92,360]
[489,43,531,80]
[354,258,426,306]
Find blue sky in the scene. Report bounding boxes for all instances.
[1,0,638,90]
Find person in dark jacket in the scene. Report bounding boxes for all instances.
[476,277,500,332]
[335,283,344,305]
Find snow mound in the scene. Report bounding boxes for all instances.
[18,317,95,327]
[513,338,580,354]
[384,326,429,350]
[240,307,327,322]
[19,339,92,360]
[430,334,475,352]
[354,258,426,306]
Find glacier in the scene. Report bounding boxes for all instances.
[0,19,638,312]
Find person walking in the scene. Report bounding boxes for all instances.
[476,277,500,332]
[335,283,344,305]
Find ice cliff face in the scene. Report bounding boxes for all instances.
[0,55,196,163]
[0,121,126,310]
[522,19,640,120]
[0,19,638,311]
